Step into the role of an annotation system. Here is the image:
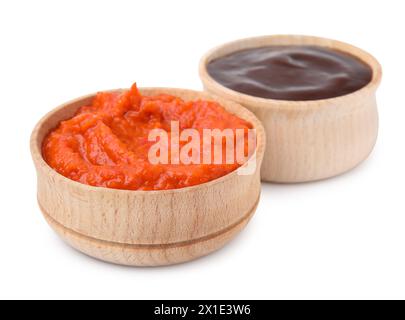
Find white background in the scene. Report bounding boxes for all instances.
[0,0,404,300]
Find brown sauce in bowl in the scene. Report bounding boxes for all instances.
[207,45,372,101]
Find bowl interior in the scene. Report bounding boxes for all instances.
[31,87,266,193]
[199,35,382,107]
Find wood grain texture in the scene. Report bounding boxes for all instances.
[30,88,265,266]
[40,197,259,267]
[199,35,382,183]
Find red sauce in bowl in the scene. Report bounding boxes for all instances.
[42,84,253,190]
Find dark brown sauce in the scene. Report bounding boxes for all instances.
[207,45,372,101]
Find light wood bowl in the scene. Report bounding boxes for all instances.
[30,88,265,266]
[199,35,382,183]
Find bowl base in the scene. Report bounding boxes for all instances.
[40,198,258,267]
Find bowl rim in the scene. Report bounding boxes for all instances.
[30,87,265,195]
[199,34,382,111]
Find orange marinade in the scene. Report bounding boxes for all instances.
[42,83,253,190]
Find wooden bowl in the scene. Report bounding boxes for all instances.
[30,88,265,266]
[199,35,382,183]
